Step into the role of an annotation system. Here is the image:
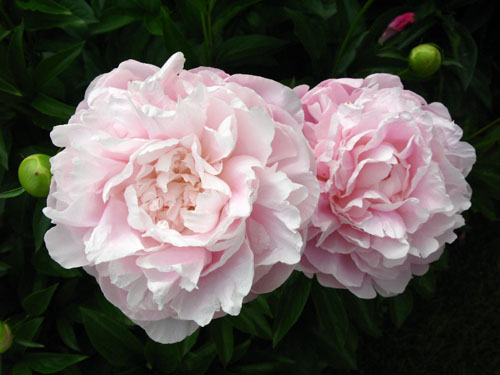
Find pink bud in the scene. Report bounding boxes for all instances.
[378,12,415,45]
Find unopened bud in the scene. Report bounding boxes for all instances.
[378,12,415,45]
[0,321,13,354]
[18,154,52,198]
[409,44,442,77]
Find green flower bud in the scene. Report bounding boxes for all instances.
[409,44,442,77]
[18,154,52,198]
[0,321,13,354]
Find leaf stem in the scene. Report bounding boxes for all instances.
[464,116,500,141]
[331,0,375,77]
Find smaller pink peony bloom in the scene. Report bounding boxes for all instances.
[44,52,319,343]
[295,74,475,298]
[378,12,415,45]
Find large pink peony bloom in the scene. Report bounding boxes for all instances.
[295,74,475,298]
[44,52,319,343]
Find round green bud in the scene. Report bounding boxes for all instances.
[0,321,13,354]
[409,43,442,77]
[18,154,52,198]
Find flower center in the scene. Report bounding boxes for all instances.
[135,147,203,232]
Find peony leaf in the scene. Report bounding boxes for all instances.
[22,284,58,316]
[210,318,234,366]
[229,299,272,340]
[25,352,87,374]
[311,282,348,349]
[272,272,311,347]
[33,198,51,252]
[31,94,75,120]
[212,0,263,37]
[88,14,137,35]
[389,290,414,328]
[443,15,478,88]
[0,187,25,199]
[159,6,198,66]
[0,77,22,97]
[80,307,143,367]
[343,293,382,337]
[217,34,287,66]
[285,8,326,62]
[56,316,80,351]
[33,249,81,278]
[145,339,182,373]
[15,0,71,15]
[181,342,217,375]
[12,363,32,375]
[57,0,97,24]
[12,318,44,343]
[35,42,84,87]
[0,261,11,277]
[413,271,436,297]
[7,22,31,95]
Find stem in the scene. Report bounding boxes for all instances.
[464,116,500,141]
[201,0,216,64]
[331,0,375,77]
[397,67,410,77]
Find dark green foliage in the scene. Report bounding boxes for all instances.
[0,0,498,374]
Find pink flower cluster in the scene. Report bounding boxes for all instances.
[44,53,474,343]
[295,75,475,298]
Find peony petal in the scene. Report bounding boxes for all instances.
[44,226,90,268]
[136,318,199,344]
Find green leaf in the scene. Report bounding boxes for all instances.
[22,283,58,316]
[0,187,24,199]
[471,167,500,194]
[181,329,199,356]
[285,8,326,62]
[231,338,251,364]
[145,339,182,373]
[35,42,84,87]
[0,77,22,97]
[210,318,234,366]
[33,198,51,252]
[8,22,30,94]
[13,318,44,343]
[272,273,311,347]
[343,294,382,337]
[16,0,72,15]
[33,249,81,278]
[0,126,10,170]
[81,307,143,366]
[389,291,414,328]
[56,316,80,351]
[159,7,197,66]
[58,0,97,24]
[181,342,216,375]
[0,26,12,42]
[212,0,263,36]
[14,338,45,348]
[25,353,87,374]
[0,261,11,277]
[413,271,436,297]
[442,58,464,69]
[229,300,272,339]
[13,363,32,375]
[31,93,75,120]
[89,14,137,35]
[443,15,478,88]
[377,48,407,62]
[311,282,349,349]
[217,34,287,66]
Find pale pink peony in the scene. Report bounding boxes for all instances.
[295,74,475,298]
[43,52,319,343]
